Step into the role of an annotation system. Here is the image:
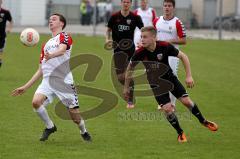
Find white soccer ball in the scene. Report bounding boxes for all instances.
[20,28,40,47]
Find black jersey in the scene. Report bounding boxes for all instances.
[107,11,143,44]
[131,41,179,78]
[0,8,12,38]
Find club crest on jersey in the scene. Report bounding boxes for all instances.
[126,19,131,25]
[169,26,172,30]
[157,54,163,60]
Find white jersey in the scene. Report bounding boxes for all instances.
[134,7,156,47]
[154,16,187,106]
[153,16,186,49]
[40,32,73,83]
[134,7,156,27]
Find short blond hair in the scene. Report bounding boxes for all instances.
[141,26,157,36]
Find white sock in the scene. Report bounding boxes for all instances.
[79,119,87,134]
[35,105,54,129]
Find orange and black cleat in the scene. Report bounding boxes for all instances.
[203,120,218,131]
[178,132,187,143]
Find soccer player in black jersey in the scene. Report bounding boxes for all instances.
[0,0,13,67]
[106,0,144,109]
[124,26,218,143]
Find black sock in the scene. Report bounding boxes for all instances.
[128,80,135,104]
[189,103,205,124]
[166,113,183,135]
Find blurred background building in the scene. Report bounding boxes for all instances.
[2,0,240,31]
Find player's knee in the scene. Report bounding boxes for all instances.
[161,103,174,113]
[117,74,125,84]
[180,97,193,107]
[32,99,43,109]
[72,118,80,125]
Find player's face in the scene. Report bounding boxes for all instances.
[141,0,148,10]
[121,0,132,11]
[163,2,174,16]
[141,31,156,48]
[49,15,63,31]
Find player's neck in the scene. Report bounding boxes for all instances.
[51,28,63,37]
[121,10,130,17]
[141,7,148,11]
[163,14,174,20]
[146,42,156,52]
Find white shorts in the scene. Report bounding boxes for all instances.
[168,56,179,76]
[134,28,141,48]
[35,78,79,109]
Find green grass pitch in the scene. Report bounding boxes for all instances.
[0,33,240,159]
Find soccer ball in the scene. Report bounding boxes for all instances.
[20,28,40,47]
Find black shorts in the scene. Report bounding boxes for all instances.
[113,47,135,75]
[149,73,188,106]
[0,38,6,51]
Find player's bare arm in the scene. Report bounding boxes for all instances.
[168,37,186,45]
[11,65,43,96]
[105,27,112,43]
[177,51,194,88]
[44,44,67,61]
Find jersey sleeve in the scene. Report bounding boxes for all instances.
[166,43,179,57]
[153,17,159,28]
[59,32,73,50]
[39,43,45,64]
[133,9,138,15]
[107,14,114,29]
[176,19,186,38]
[6,10,12,22]
[151,9,157,23]
[136,15,144,29]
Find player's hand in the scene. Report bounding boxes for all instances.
[44,52,52,62]
[185,76,194,88]
[104,40,115,50]
[11,86,27,96]
[123,86,130,101]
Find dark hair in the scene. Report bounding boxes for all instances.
[141,26,157,36]
[50,13,67,29]
[163,0,175,7]
[121,0,132,2]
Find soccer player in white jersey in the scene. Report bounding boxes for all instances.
[11,13,91,142]
[153,0,186,109]
[134,0,156,47]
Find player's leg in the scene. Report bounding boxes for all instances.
[113,51,135,108]
[171,76,218,132]
[57,84,91,141]
[168,57,180,106]
[68,108,91,141]
[32,93,57,141]
[0,38,6,67]
[34,80,57,141]
[178,96,218,131]
[153,90,187,142]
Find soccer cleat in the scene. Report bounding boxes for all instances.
[177,132,187,143]
[126,102,135,109]
[39,125,57,141]
[203,120,218,132]
[81,132,92,142]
